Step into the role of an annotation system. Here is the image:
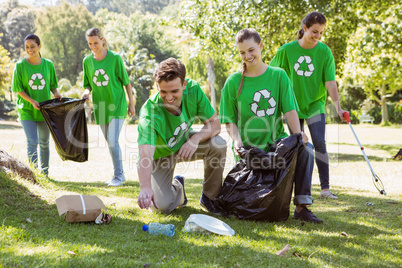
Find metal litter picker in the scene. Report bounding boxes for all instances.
[343,112,386,195]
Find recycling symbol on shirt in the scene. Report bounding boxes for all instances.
[93,69,109,87]
[294,55,315,77]
[250,89,277,117]
[28,73,46,90]
[168,122,189,148]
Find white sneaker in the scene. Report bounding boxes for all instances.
[105,175,125,184]
[107,177,123,187]
[320,190,338,200]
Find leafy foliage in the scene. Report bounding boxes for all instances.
[342,3,402,123]
[35,2,97,84]
[0,0,36,59]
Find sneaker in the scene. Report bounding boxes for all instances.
[105,175,126,185]
[107,177,123,187]
[293,207,323,224]
[320,190,338,200]
[174,175,187,207]
[200,193,221,215]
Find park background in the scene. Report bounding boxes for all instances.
[0,0,401,267]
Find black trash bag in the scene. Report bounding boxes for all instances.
[214,134,303,222]
[40,98,88,162]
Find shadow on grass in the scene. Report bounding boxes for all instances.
[1,176,401,267]
[0,122,22,130]
[330,142,402,156]
[329,153,387,162]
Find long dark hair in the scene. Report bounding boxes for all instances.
[298,12,327,39]
[25,34,41,58]
[235,28,262,97]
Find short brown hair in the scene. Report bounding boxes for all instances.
[154,57,186,84]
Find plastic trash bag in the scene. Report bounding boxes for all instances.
[214,134,302,222]
[40,98,88,162]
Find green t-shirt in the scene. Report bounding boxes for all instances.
[83,50,130,125]
[11,58,58,121]
[270,41,336,119]
[220,66,298,152]
[138,79,215,160]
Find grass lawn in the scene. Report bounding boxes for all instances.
[1,121,401,267]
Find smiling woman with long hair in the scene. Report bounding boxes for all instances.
[11,34,62,176]
[270,12,347,200]
[220,28,323,223]
[81,27,135,187]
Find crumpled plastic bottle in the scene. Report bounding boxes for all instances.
[142,222,175,236]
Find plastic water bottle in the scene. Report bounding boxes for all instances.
[142,222,175,237]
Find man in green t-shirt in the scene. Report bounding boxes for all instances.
[137,58,227,214]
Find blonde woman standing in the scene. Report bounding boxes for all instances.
[81,28,135,186]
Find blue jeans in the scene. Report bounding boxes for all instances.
[99,119,125,180]
[271,139,314,205]
[20,120,50,175]
[288,113,330,190]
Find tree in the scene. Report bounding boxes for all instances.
[96,9,179,62]
[342,3,402,124]
[0,43,15,117]
[0,0,37,59]
[35,2,97,84]
[125,48,157,119]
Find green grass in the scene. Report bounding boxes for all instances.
[1,173,401,267]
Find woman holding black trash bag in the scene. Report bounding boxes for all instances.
[220,28,323,223]
[11,34,62,176]
[81,28,135,187]
[270,12,347,199]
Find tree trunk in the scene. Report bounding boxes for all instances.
[207,57,216,110]
[381,83,388,123]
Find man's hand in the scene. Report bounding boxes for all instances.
[137,187,158,209]
[177,136,200,161]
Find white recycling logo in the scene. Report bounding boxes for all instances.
[168,122,188,148]
[250,89,277,117]
[28,73,46,90]
[294,55,315,77]
[93,69,109,87]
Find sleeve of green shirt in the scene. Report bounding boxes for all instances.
[195,83,215,122]
[11,62,23,93]
[49,61,58,89]
[279,69,299,114]
[324,48,336,82]
[82,58,91,89]
[116,55,130,86]
[137,105,158,146]
[219,75,238,124]
[270,45,286,68]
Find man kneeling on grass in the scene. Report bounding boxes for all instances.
[136,58,227,214]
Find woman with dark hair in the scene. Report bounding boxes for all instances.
[11,34,62,176]
[81,28,135,187]
[220,28,323,223]
[270,12,347,199]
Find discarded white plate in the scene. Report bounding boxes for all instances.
[184,214,235,236]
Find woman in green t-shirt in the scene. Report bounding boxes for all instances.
[270,12,347,200]
[11,34,62,176]
[81,28,135,187]
[220,28,322,223]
